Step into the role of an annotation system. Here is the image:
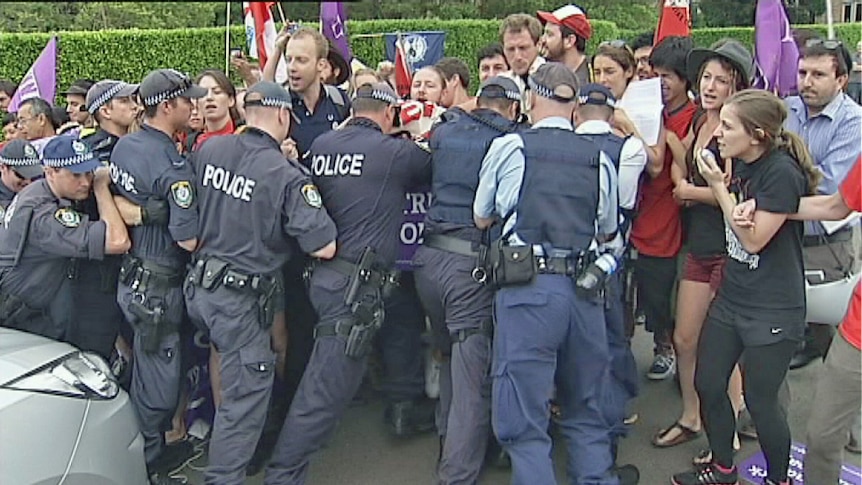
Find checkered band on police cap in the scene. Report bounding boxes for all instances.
[528,62,579,103]
[355,82,401,105]
[138,69,206,107]
[41,137,95,169]
[0,139,40,167]
[577,83,617,108]
[477,76,522,102]
[244,81,293,111]
[86,80,139,114]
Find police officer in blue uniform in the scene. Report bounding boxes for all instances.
[413,75,522,484]
[109,68,204,484]
[573,84,647,466]
[0,139,43,211]
[184,81,337,485]
[264,82,431,485]
[473,63,637,485]
[63,79,141,359]
[0,137,129,341]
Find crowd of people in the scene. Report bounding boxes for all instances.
[0,4,860,485]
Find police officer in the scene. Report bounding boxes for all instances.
[109,68,204,484]
[413,75,521,484]
[62,79,141,359]
[0,137,129,340]
[573,84,647,466]
[184,81,337,485]
[0,139,43,212]
[472,63,637,485]
[264,82,431,484]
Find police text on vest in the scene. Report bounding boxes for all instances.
[202,164,256,201]
[310,153,364,177]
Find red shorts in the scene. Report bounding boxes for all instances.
[681,253,725,293]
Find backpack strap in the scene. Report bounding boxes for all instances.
[323,85,350,121]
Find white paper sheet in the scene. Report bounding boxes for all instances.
[618,77,664,146]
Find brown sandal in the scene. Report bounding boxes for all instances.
[652,421,701,448]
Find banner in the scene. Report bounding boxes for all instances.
[654,0,691,45]
[397,189,432,271]
[320,2,353,63]
[384,31,446,71]
[738,441,861,484]
[8,36,57,113]
[752,0,799,96]
[243,1,287,83]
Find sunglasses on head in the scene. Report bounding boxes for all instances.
[805,38,852,72]
[599,39,635,56]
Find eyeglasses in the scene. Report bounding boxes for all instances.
[15,116,36,127]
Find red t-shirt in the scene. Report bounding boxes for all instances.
[839,157,861,350]
[630,101,695,258]
[194,119,236,151]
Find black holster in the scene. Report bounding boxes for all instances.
[187,256,281,331]
[120,256,182,353]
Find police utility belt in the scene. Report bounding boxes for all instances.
[186,255,281,332]
[119,255,184,354]
[311,246,399,359]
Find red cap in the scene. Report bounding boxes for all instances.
[537,4,592,41]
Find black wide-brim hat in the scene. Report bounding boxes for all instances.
[327,43,351,86]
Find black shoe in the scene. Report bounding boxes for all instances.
[149,440,200,476]
[788,349,821,370]
[384,399,436,437]
[615,464,640,485]
[672,463,738,485]
[148,472,187,484]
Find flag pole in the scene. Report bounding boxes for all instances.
[225,0,231,73]
[276,2,288,28]
[825,0,835,39]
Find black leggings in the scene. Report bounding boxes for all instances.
[695,315,797,482]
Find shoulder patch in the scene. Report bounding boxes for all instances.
[170,181,194,209]
[300,184,323,209]
[54,207,82,228]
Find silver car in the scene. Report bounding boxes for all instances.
[0,328,148,485]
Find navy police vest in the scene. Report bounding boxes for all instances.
[514,128,600,252]
[426,108,517,226]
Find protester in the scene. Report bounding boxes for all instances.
[16,97,57,154]
[537,4,593,86]
[192,69,242,151]
[351,67,382,96]
[62,78,96,129]
[499,13,545,118]
[322,42,351,87]
[436,57,473,108]
[0,79,16,113]
[476,43,509,83]
[672,89,821,485]
[410,65,448,105]
[631,30,656,80]
[1,112,18,142]
[654,38,752,454]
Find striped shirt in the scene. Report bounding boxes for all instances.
[784,93,862,234]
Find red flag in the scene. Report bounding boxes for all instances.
[244,2,277,69]
[654,0,691,45]
[394,34,412,99]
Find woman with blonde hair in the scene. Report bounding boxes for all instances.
[671,89,821,485]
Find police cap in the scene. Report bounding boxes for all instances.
[477,76,522,102]
[86,80,139,114]
[138,69,206,107]
[42,137,101,174]
[354,83,402,106]
[244,81,293,111]
[577,83,616,108]
[0,139,43,179]
[528,62,580,103]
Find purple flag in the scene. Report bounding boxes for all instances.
[8,36,58,113]
[320,2,353,63]
[752,0,799,97]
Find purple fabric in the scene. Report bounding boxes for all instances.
[320,2,353,63]
[8,36,57,112]
[397,188,431,271]
[738,441,861,484]
[752,0,799,97]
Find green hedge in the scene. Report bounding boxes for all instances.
[0,19,859,104]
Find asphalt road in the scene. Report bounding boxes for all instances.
[181,327,862,484]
